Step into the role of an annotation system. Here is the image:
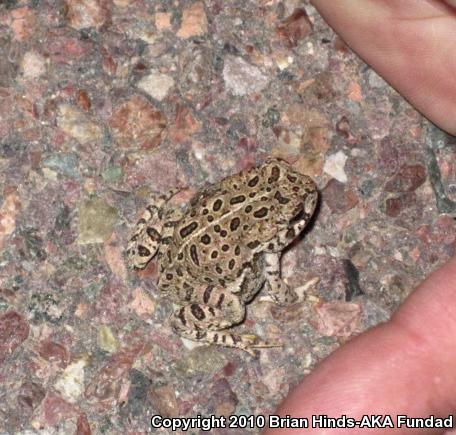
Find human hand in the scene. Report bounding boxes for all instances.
[310,0,456,136]
[264,2,456,433]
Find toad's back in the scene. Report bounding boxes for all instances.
[164,159,316,283]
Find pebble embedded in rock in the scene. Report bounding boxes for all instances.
[0,311,29,365]
[137,72,175,101]
[148,384,179,417]
[75,89,91,111]
[384,193,415,217]
[20,51,46,79]
[9,7,37,41]
[77,197,118,244]
[42,153,79,178]
[276,8,313,48]
[65,0,109,30]
[97,325,118,353]
[54,358,88,403]
[36,340,69,368]
[323,150,348,183]
[323,179,359,213]
[57,104,103,145]
[155,12,172,31]
[129,287,156,318]
[18,381,45,415]
[0,189,21,250]
[177,2,208,39]
[109,96,167,150]
[174,346,226,376]
[223,55,269,96]
[384,164,426,193]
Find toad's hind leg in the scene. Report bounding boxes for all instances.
[126,188,181,269]
[170,286,279,356]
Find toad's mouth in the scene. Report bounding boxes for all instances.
[290,205,305,223]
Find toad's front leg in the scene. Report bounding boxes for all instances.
[126,188,181,269]
[264,252,298,305]
[170,286,279,356]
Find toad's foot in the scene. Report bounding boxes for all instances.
[178,329,281,357]
[170,292,282,356]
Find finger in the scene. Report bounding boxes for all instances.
[264,256,456,434]
[310,0,456,135]
[442,0,456,8]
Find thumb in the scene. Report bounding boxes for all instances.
[264,256,456,434]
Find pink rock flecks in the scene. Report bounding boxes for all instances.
[0,311,29,364]
[323,179,359,214]
[101,46,117,75]
[377,136,400,176]
[0,188,21,250]
[177,2,208,39]
[417,215,456,250]
[9,7,37,41]
[17,381,46,415]
[92,281,129,323]
[155,12,172,31]
[109,95,167,150]
[124,148,182,191]
[36,340,70,368]
[33,392,79,429]
[385,164,427,193]
[148,384,179,417]
[208,378,238,416]
[75,89,92,111]
[20,51,47,79]
[129,287,156,318]
[276,8,312,48]
[76,413,92,435]
[347,81,363,102]
[85,353,132,408]
[46,36,92,64]
[66,0,110,30]
[433,215,456,246]
[223,56,269,96]
[85,343,148,409]
[313,301,362,338]
[104,235,128,281]
[168,104,202,143]
[384,193,416,217]
[57,104,102,144]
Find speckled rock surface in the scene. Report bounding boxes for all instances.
[0,0,455,433]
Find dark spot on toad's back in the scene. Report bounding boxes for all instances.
[190,244,199,265]
[274,191,290,204]
[180,221,198,238]
[247,240,260,249]
[230,195,246,205]
[253,207,268,218]
[200,234,211,244]
[248,175,259,187]
[268,166,280,183]
[230,217,240,231]
[213,199,223,211]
